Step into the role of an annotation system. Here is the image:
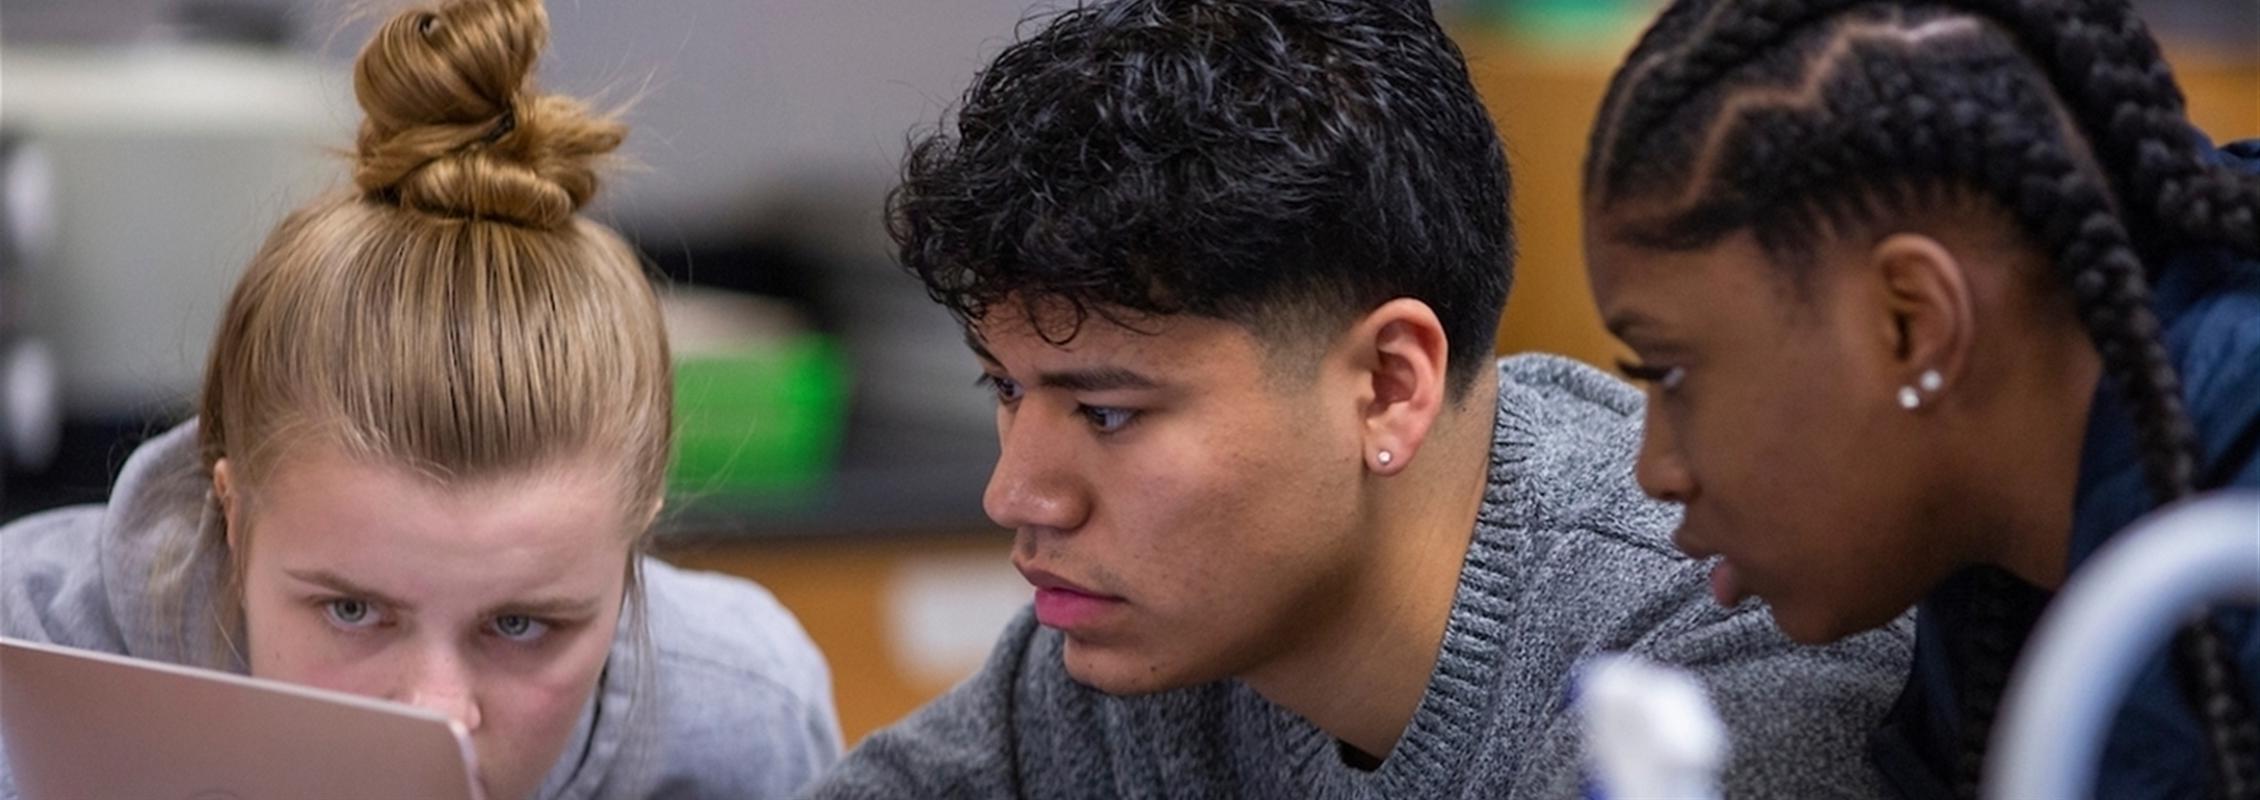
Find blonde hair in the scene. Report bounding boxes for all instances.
[179,0,670,664]
[201,0,667,511]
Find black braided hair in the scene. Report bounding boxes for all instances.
[1584,1,2260,797]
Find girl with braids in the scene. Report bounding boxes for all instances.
[1581,0,2259,797]
[0,0,840,797]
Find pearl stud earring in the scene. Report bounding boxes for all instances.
[1900,369,1944,411]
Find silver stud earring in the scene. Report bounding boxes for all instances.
[1919,369,1943,393]
[1376,450,1394,467]
[1898,385,1922,410]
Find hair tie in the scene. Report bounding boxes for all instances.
[482,108,517,146]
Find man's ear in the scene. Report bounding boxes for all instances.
[1341,298,1450,474]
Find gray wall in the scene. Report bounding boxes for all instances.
[5,0,1066,242]
[8,0,2250,243]
[312,0,1061,243]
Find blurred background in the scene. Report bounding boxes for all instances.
[1,0,2253,744]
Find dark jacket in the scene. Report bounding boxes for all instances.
[1873,139,2260,800]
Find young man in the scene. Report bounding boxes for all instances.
[809,1,1910,796]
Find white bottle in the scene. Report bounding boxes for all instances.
[1577,654,1729,800]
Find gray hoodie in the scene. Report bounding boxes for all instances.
[805,355,1915,799]
[0,422,843,799]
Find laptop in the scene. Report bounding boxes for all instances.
[0,636,486,800]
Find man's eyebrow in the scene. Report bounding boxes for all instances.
[1034,367,1162,393]
[962,330,1165,392]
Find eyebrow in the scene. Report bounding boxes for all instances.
[1040,367,1161,392]
[478,595,602,620]
[286,569,414,612]
[963,330,1165,393]
[285,569,602,619]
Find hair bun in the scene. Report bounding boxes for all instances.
[350,0,624,228]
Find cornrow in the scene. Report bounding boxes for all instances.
[1591,0,2260,259]
[1589,0,1840,193]
[1586,2,2260,797]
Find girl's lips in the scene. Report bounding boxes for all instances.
[1672,533,1747,606]
[1709,557,1750,607]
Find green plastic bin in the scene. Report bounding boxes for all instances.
[668,335,851,495]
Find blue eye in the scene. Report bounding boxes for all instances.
[975,373,1024,404]
[489,614,549,644]
[323,598,382,631]
[1080,406,1137,433]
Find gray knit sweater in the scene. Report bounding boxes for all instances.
[804,355,1911,799]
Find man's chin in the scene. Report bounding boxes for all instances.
[1059,638,1209,696]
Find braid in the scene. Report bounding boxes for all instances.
[2004,1,2260,257]
[1952,571,2030,799]
[2180,620,2260,799]
[1594,0,2260,259]
[1949,0,2260,259]
[1948,59,2260,799]
[2031,102,2260,800]
[2005,7,2260,790]
[1589,3,2260,796]
[1592,0,1844,193]
[2162,170,2260,256]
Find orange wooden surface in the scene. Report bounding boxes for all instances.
[655,532,1011,745]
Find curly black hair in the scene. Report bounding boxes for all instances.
[1585,1,2260,797]
[891,0,1510,398]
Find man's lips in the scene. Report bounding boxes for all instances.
[1018,563,1126,629]
[1015,564,1116,597]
